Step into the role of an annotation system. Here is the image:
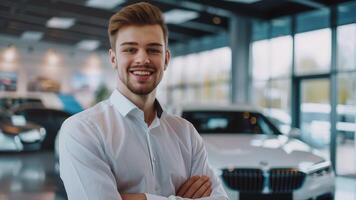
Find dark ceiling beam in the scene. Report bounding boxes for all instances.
[167,24,211,37]
[289,0,327,9]
[148,1,228,33]
[182,0,266,19]
[0,11,107,38]
[264,2,314,19]
[179,21,223,33]
[3,20,107,42]
[151,0,231,17]
[1,0,109,27]
[168,32,191,41]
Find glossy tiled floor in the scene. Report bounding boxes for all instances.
[0,152,66,200]
[0,152,355,200]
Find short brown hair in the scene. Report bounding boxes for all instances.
[108,2,168,49]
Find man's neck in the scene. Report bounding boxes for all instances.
[116,87,156,126]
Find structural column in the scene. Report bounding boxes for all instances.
[230,14,251,104]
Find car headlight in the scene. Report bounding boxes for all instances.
[306,161,332,177]
[18,129,43,143]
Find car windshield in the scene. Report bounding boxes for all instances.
[0,98,43,111]
[182,111,281,135]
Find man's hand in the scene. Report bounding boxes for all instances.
[176,176,212,199]
[121,193,147,200]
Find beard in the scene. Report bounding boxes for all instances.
[117,64,162,96]
[126,78,158,95]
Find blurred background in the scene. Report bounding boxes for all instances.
[0,0,355,199]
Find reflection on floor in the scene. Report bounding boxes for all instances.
[0,152,66,200]
[337,141,356,176]
[0,152,355,200]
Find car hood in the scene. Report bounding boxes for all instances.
[202,134,325,170]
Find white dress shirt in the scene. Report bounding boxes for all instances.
[59,89,228,200]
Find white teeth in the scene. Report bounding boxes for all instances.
[132,71,151,76]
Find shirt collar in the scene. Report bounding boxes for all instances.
[109,89,164,118]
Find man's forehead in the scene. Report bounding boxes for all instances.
[115,25,165,45]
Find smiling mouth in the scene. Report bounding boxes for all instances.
[130,71,153,76]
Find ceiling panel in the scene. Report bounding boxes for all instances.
[0,0,352,51]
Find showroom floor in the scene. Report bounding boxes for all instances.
[0,152,355,200]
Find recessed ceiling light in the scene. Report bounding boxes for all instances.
[21,31,43,41]
[212,17,221,25]
[86,0,124,9]
[164,9,199,24]
[76,40,100,51]
[3,46,17,62]
[46,17,75,29]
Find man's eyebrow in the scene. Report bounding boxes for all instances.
[120,42,138,46]
[147,43,163,47]
[120,42,163,47]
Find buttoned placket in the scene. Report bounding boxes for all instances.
[136,111,160,178]
[144,124,156,176]
[133,109,161,193]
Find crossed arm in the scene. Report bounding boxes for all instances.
[122,176,212,200]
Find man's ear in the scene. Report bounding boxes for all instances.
[109,48,117,69]
[164,49,171,70]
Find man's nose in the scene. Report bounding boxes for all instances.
[134,50,150,65]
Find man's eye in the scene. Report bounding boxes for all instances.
[123,48,136,53]
[148,49,161,54]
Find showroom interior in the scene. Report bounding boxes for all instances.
[0,0,355,200]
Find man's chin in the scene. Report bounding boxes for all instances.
[128,87,155,96]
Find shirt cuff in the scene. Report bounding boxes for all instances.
[144,193,168,200]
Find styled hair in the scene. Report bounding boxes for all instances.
[108,2,168,50]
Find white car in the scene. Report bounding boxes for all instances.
[180,105,335,200]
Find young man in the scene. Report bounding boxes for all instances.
[59,2,228,200]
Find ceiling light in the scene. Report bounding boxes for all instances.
[3,46,17,62]
[46,50,60,66]
[21,31,43,41]
[164,9,199,24]
[76,40,100,51]
[86,0,124,9]
[46,17,75,29]
[212,17,221,25]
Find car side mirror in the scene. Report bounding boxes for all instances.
[288,128,301,138]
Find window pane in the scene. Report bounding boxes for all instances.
[262,79,291,134]
[271,17,291,38]
[252,40,270,80]
[165,47,231,105]
[252,81,269,108]
[300,78,330,160]
[336,73,356,176]
[296,9,330,33]
[270,36,292,78]
[338,1,356,25]
[268,79,291,115]
[295,29,331,75]
[252,20,269,41]
[337,23,356,71]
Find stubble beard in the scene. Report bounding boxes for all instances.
[117,64,161,96]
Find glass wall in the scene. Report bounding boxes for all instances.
[251,18,292,130]
[295,29,331,75]
[336,73,356,176]
[251,1,356,176]
[160,47,231,106]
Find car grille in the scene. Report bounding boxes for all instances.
[269,168,306,192]
[222,168,264,192]
[222,168,306,192]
